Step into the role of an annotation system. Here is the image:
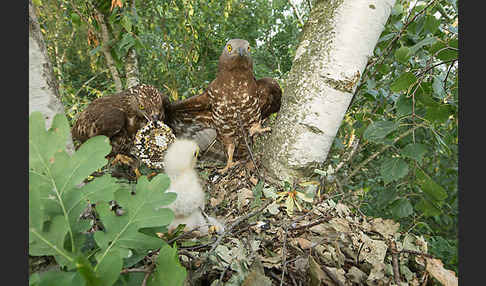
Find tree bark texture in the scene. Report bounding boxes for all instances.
[125,47,140,88]
[261,0,396,182]
[29,0,74,154]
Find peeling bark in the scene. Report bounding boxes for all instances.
[94,8,123,92]
[29,0,74,154]
[261,0,396,182]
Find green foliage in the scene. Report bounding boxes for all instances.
[147,244,187,286]
[328,0,458,273]
[29,112,185,285]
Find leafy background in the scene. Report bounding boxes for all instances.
[33,0,458,278]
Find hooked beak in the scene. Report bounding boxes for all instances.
[238,47,245,57]
[151,114,159,121]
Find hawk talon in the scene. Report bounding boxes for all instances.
[249,123,272,137]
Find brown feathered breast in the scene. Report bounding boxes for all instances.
[71,84,170,156]
[166,39,282,172]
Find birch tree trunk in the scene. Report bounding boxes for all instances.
[29,0,74,154]
[261,0,396,182]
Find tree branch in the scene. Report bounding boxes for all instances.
[93,8,123,92]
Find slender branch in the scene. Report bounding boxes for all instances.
[390,240,402,284]
[288,0,305,26]
[443,59,457,92]
[93,8,123,92]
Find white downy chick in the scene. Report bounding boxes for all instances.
[163,139,224,235]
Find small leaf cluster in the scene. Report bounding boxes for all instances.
[29,112,186,285]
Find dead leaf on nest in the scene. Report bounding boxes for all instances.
[424,257,458,286]
[249,176,258,186]
[237,188,254,208]
[294,237,312,250]
[370,217,400,238]
[347,266,367,284]
[309,256,326,286]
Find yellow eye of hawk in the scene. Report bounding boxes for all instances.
[227,44,232,52]
[139,104,144,110]
[247,46,251,52]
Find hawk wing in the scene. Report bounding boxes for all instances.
[166,90,217,151]
[256,77,282,119]
[71,103,126,143]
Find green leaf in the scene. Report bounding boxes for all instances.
[93,175,175,273]
[429,41,458,61]
[94,248,123,286]
[416,168,447,201]
[29,112,70,172]
[390,198,414,218]
[415,198,442,217]
[37,271,83,286]
[395,94,412,116]
[432,76,445,99]
[147,244,187,286]
[425,103,451,124]
[29,215,72,260]
[363,121,398,142]
[122,15,133,33]
[424,15,440,34]
[395,46,410,64]
[390,72,417,93]
[380,158,409,184]
[400,143,428,163]
[410,36,437,53]
[29,112,118,263]
[74,255,103,285]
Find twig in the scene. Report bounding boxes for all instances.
[209,199,273,254]
[288,0,305,26]
[141,263,155,286]
[269,271,288,285]
[443,59,458,92]
[280,224,290,286]
[334,137,360,174]
[390,240,402,284]
[289,216,331,231]
[167,226,202,244]
[400,249,435,259]
[120,267,148,274]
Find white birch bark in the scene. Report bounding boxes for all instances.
[261,0,396,182]
[29,0,74,154]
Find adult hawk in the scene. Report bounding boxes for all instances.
[71,84,170,176]
[167,39,282,173]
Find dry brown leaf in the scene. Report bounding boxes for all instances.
[249,176,258,186]
[370,218,400,238]
[295,237,312,250]
[425,257,458,286]
[110,0,123,11]
[309,256,326,286]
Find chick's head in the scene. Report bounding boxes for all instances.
[163,139,199,176]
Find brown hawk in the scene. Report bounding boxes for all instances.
[71,84,170,177]
[166,39,282,173]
